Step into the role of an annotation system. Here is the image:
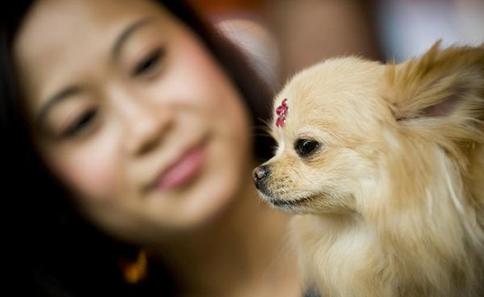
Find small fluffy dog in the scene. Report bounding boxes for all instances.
[253,42,484,297]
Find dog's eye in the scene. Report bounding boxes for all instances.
[294,139,321,158]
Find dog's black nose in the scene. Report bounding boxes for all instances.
[253,165,270,184]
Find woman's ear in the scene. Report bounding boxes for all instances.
[384,41,484,142]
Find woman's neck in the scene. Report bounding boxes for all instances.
[148,170,301,297]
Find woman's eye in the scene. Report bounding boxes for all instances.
[294,138,321,158]
[61,108,98,138]
[132,48,165,77]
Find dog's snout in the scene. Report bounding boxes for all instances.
[253,165,270,181]
[253,165,270,187]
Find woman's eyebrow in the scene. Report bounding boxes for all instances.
[112,16,157,62]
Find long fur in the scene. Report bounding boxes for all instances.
[257,43,484,297]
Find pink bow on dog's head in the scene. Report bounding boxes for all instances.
[275,98,288,127]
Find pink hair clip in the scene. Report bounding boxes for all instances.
[275,98,288,127]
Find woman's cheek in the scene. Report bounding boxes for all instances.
[180,42,249,134]
[171,34,252,152]
[46,133,121,202]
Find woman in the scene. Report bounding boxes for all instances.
[2,0,305,296]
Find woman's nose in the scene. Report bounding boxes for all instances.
[126,105,173,156]
[113,90,174,157]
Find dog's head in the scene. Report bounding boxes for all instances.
[254,42,484,216]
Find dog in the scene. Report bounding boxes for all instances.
[253,42,484,297]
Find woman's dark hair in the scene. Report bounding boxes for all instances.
[1,1,274,296]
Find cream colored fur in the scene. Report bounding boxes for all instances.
[257,42,484,297]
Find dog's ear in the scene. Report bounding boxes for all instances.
[385,41,484,140]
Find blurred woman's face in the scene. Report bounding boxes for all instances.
[14,0,252,243]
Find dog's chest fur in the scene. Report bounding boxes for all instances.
[291,213,484,297]
[291,215,389,297]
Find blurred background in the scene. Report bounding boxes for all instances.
[188,0,484,89]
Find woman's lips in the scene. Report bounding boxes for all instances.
[155,142,206,191]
